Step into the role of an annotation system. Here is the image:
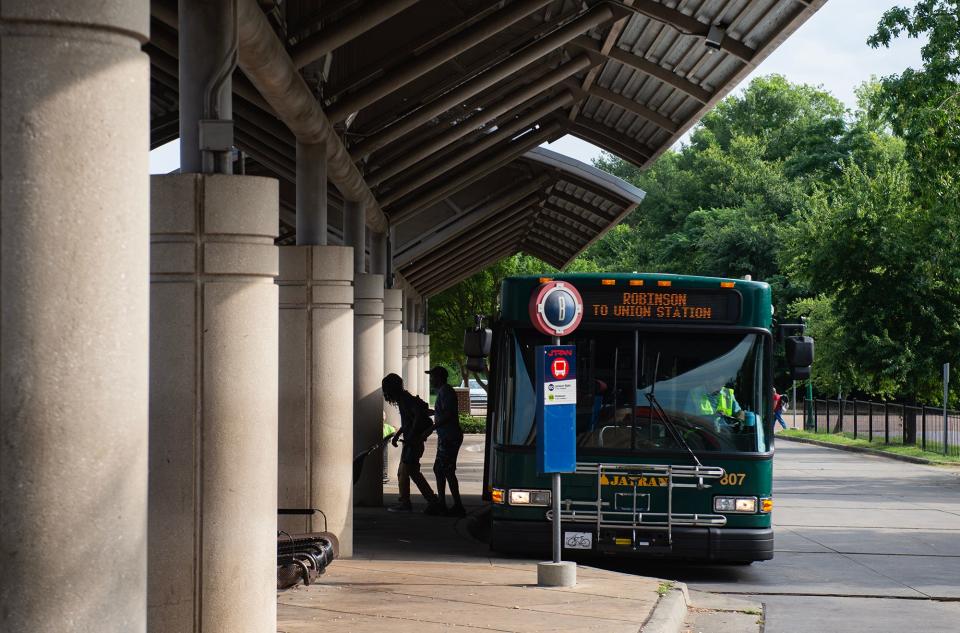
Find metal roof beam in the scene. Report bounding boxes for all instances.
[291,0,421,69]
[378,103,566,205]
[395,175,554,265]
[569,0,634,122]
[418,243,521,296]
[326,0,555,123]
[585,84,679,133]
[571,35,712,104]
[410,240,521,292]
[403,210,535,278]
[548,187,612,220]
[570,120,652,167]
[526,224,581,252]
[519,241,566,269]
[349,3,622,160]
[617,0,757,62]
[523,232,572,259]
[540,201,605,233]
[366,55,592,185]
[388,121,562,224]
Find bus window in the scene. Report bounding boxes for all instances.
[502,329,770,453]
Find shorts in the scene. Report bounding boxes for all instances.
[434,435,463,474]
[400,440,425,466]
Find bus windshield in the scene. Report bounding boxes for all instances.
[495,328,771,454]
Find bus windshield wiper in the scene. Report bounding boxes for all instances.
[645,353,703,468]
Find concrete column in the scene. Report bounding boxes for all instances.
[403,298,416,393]
[424,333,432,394]
[149,174,279,633]
[417,332,428,398]
[296,141,328,245]
[277,246,354,555]
[354,274,385,505]
[383,289,404,481]
[1,3,149,631]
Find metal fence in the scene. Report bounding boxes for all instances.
[798,398,960,457]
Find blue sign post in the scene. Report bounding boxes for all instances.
[529,281,583,586]
[535,345,577,475]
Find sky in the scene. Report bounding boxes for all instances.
[150,0,926,173]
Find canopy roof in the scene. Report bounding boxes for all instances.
[148,0,826,296]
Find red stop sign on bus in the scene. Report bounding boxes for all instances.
[551,358,569,379]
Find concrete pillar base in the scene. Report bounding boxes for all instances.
[537,561,577,587]
[354,273,385,506]
[277,246,355,555]
[149,174,279,633]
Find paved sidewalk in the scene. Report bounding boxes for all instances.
[277,557,665,633]
[277,435,760,633]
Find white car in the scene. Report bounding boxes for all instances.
[461,378,487,407]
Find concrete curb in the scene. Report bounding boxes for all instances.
[641,585,689,633]
[777,435,937,464]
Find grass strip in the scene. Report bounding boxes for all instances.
[779,429,960,464]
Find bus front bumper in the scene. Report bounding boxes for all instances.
[490,519,773,562]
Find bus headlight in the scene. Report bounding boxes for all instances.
[509,489,551,506]
[714,496,757,513]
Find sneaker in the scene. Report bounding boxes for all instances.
[423,502,447,516]
[446,504,466,518]
[387,502,413,513]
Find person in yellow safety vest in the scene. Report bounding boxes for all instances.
[691,383,745,433]
[697,386,743,419]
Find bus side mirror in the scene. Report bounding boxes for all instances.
[464,327,492,374]
[785,335,814,380]
[464,328,492,357]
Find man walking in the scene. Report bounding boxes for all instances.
[427,366,466,517]
[382,373,442,513]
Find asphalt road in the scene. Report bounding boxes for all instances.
[423,434,960,631]
[600,440,960,633]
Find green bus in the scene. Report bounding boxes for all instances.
[478,272,809,563]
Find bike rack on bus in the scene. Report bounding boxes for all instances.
[548,462,727,551]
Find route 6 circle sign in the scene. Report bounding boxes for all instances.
[529,281,583,337]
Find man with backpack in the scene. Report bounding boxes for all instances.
[382,373,442,513]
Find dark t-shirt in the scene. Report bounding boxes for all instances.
[433,383,463,443]
[397,391,432,443]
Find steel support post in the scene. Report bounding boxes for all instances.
[1,2,149,631]
[179,0,237,174]
[296,141,328,245]
[885,403,890,444]
[370,232,388,275]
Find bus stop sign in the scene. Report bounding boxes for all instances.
[536,345,577,474]
[529,281,583,337]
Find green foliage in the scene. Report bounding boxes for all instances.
[458,413,486,434]
[430,5,960,405]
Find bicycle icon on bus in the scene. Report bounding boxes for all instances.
[564,532,593,549]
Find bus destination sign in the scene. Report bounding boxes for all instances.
[580,288,741,324]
